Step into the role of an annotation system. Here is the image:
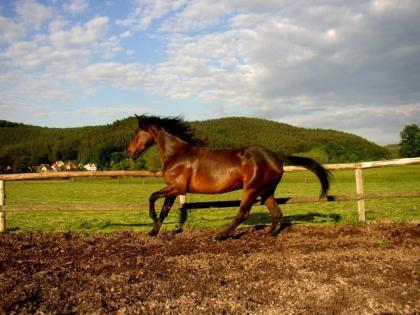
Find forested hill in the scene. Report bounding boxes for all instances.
[0,117,389,172]
[190,117,388,162]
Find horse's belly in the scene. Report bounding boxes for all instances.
[188,171,243,194]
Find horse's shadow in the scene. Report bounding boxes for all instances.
[246,212,342,225]
[106,210,341,238]
[178,209,341,226]
[176,209,342,238]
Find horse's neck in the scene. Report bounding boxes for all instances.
[154,128,188,162]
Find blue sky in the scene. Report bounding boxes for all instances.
[1,0,419,145]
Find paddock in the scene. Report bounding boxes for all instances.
[1,223,419,314]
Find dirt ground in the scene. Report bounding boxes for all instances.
[1,224,419,315]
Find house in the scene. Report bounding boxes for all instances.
[36,164,52,172]
[84,163,97,171]
[65,162,77,171]
[51,161,65,172]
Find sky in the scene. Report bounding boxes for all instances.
[0,0,419,145]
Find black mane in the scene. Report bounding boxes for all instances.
[135,115,206,146]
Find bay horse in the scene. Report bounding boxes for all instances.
[128,115,331,240]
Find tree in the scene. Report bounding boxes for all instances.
[399,124,420,157]
[143,147,162,171]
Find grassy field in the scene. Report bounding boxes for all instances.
[3,165,420,233]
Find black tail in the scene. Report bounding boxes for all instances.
[280,156,332,198]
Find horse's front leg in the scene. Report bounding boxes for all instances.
[149,196,176,236]
[148,187,178,236]
[148,191,159,224]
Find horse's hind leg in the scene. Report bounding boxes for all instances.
[216,188,257,241]
[264,195,282,236]
[176,208,188,233]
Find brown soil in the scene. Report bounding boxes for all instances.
[1,224,419,314]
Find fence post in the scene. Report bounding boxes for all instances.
[0,180,5,233]
[355,167,366,222]
[179,195,187,208]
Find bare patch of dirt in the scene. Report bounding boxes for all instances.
[1,223,419,314]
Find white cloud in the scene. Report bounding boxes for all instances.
[0,0,57,43]
[14,0,54,30]
[229,13,269,29]
[75,62,148,90]
[278,104,420,145]
[40,105,152,127]
[0,11,130,103]
[120,30,132,38]
[85,0,420,139]
[97,35,123,59]
[370,0,420,15]
[325,28,337,40]
[135,0,419,143]
[0,99,52,123]
[0,68,73,103]
[1,40,92,70]
[69,106,150,118]
[117,0,187,31]
[0,16,26,43]
[49,16,109,49]
[63,0,89,14]
[229,0,290,14]
[48,19,69,33]
[159,0,230,32]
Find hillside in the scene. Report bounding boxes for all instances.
[0,117,389,173]
[190,117,389,162]
[383,144,401,159]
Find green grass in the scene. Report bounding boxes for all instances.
[3,166,420,233]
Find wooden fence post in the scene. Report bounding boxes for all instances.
[179,195,187,208]
[0,180,5,233]
[355,167,366,222]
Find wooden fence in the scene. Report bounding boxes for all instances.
[0,157,419,232]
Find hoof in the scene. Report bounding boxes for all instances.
[173,228,183,234]
[215,233,229,241]
[267,230,277,237]
[148,230,158,237]
[266,225,280,237]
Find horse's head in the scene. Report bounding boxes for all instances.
[127,115,155,159]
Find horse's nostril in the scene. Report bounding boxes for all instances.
[129,151,139,160]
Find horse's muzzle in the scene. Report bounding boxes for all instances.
[128,151,139,160]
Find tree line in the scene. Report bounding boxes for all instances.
[0,117,405,174]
